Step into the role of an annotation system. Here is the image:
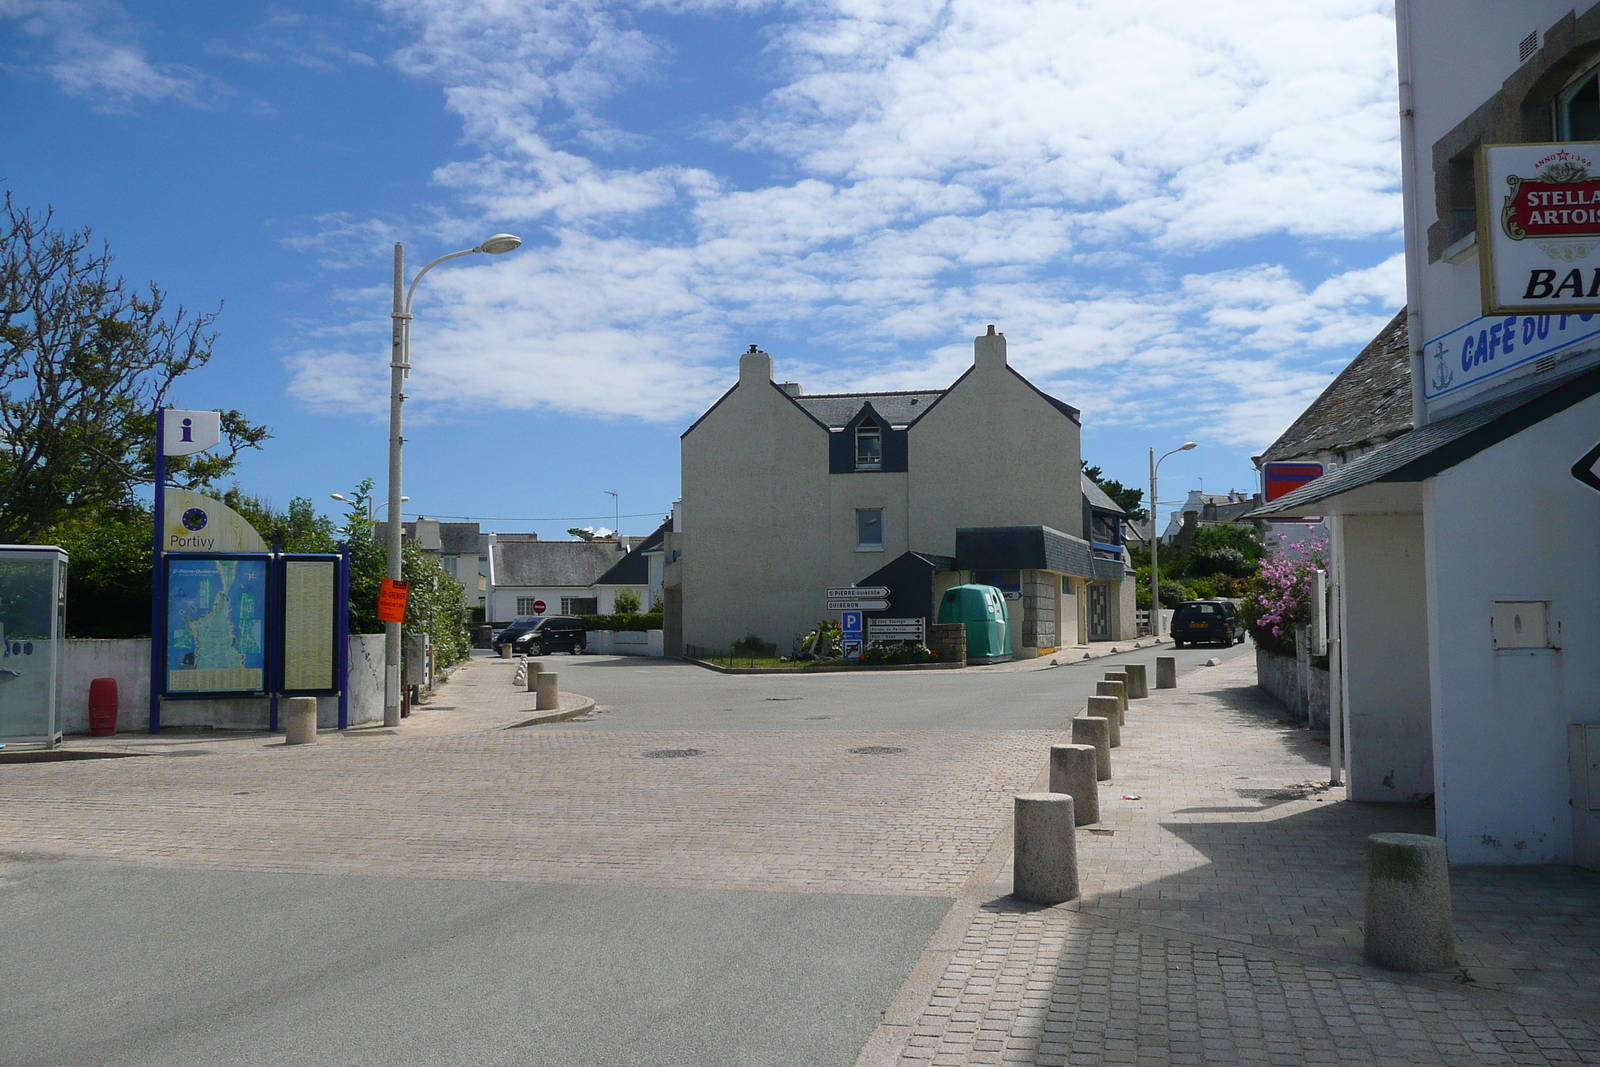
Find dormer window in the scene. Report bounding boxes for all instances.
[855,420,882,470]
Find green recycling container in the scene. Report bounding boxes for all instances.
[937,584,1012,662]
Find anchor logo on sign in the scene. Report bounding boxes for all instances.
[1429,341,1453,393]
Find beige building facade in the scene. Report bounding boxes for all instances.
[671,328,1136,658]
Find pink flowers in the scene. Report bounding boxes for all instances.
[1243,538,1327,651]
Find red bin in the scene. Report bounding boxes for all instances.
[88,677,118,737]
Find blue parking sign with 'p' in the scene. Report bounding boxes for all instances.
[841,611,863,633]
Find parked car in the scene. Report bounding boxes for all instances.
[510,615,587,656]
[1170,600,1245,648]
[491,616,542,648]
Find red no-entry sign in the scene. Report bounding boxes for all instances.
[533,599,546,615]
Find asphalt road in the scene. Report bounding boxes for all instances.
[0,862,943,1067]
[557,638,1256,731]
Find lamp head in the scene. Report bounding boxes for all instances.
[477,233,522,255]
[330,493,347,502]
[1180,441,1197,451]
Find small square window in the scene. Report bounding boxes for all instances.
[1492,601,1551,649]
[856,508,883,548]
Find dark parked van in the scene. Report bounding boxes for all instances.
[509,615,587,655]
[1171,600,1245,649]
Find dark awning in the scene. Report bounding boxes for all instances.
[955,526,1122,581]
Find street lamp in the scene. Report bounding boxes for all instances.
[1148,441,1197,639]
[604,490,618,538]
[330,493,407,532]
[386,233,521,726]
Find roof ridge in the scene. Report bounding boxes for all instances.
[795,388,946,398]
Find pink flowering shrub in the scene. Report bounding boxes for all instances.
[1240,539,1326,656]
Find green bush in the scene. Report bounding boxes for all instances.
[731,633,777,658]
[579,612,664,633]
[612,588,642,614]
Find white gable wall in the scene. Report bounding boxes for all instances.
[1423,390,1600,864]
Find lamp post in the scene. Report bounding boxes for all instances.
[330,492,407,532]
[386,233,521,726]
[604,490,618,538]
[1148,441,1197,639]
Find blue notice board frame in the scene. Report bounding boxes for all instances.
[273,553,346,699]
[160,552,274,700]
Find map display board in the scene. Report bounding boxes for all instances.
[281,558,337,693]
[165,556,268,695]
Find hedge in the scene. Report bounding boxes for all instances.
[580,612,664,633]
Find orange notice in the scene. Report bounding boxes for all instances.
[377,579,410,623]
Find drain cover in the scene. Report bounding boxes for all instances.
[849,746,907,755]
[803,715,834,720]
[643,748,704,758]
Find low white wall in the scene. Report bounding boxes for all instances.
[584,629,664,657]
[59,634,385,734]
[1257,646,1330,729]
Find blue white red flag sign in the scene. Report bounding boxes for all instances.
[1480,143,1600,315]
[1263,462,1323,502]
[163,409,222,456]
[1573,440,1600,494]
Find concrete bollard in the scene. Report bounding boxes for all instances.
[535,670,560,711]
[1125,663,1148,699]
[1071,716,1112,781]
[1013,793,1080,905]
[525,659,545,692]
[1087,695,1121,746]
[499,643,513,659]
[284,696,318,745]
[1363,833,1457,972]
[1096,679,1127,722]
[1048,744,1100,826]
[1156,656,1176,689]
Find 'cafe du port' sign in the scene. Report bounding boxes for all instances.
[1480,143,1600,314]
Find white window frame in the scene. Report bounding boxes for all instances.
[1555,57,1600,141]
[855,421,883,470]
[856,507,884,550]
[516,596,541,615]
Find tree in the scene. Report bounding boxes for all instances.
[222,489,339,552]
[1081,462,1146,521]
[566,525,614,541]
[613,588,641,614]
[0,194,265,541]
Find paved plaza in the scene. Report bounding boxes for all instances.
[0,645,1596,1066]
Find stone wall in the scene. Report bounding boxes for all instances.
[927,622,967,666]
[1256,645,1329,730]
[57,634,386,734]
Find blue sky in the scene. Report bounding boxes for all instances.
[0,0,1405,539]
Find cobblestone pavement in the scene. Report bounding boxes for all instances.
[0,659,1052,894]
[865,657,1600,1067]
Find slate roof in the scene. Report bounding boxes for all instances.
[592,519,670,587]
[491,539,629,588]
[1251,358,1600,518]
[1257,309,1414,464]
[376,521,480,554]
[1081,473,1125,515]
[791,391,946,428]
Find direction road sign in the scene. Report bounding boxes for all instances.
[1573,440,1600,493]
[828,599,889,611]
[826,586,889,599]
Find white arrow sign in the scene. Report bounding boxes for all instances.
[1574,440,1600,494]
[828,599,889,611]
[826,586,889,599]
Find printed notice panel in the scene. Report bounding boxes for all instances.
[166,557,267,694]
[283,560,336,692]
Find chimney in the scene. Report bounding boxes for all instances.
[974,324,1006,371]
[739,343,773,386]
[779,382,803,396]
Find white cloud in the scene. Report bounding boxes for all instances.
[0,0,228,109]
[284,0,1406,453]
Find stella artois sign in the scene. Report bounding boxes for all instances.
[1479,143,1600,313]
